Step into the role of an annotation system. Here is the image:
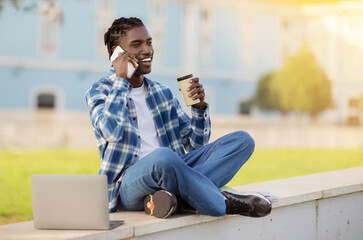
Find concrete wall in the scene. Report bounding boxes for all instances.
[1,167,362,240]
[134,192,363,240]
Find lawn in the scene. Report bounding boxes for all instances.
[1,148,363,225]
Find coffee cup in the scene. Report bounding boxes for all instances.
[177,74,201,106]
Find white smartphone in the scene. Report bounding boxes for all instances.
[110,46,138,79]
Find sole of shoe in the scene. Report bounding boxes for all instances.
[144,190,177,219]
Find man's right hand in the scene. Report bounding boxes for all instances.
[112,52,138,79]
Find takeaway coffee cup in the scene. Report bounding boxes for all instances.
[177,74,201,106]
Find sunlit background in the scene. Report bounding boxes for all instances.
[1,0,363,148]
[0,0,363,225]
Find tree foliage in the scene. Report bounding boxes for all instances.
[254,72,282,111]
[254,44,334,117]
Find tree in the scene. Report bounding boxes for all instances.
[254,72,282,111]
[255,44,334,117]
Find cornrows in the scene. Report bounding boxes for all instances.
[104,17,144,59]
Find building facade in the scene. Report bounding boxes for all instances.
[0,0,362,121]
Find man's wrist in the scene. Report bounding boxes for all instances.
[192,102,207,110]
[191,102,209,120]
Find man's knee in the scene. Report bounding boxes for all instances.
[232,131,255,152]
[151,147,183,171]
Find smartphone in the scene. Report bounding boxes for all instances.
[110,46,138,79]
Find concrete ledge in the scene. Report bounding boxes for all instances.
[1,167,363,240]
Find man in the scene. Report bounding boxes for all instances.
[86,17,271,218]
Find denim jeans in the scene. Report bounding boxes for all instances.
[118,131,255,216]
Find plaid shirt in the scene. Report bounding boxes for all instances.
[85,68,211,212]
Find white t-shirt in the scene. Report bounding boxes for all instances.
[129,82,162,159]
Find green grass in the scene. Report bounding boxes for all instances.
[227,149,363,186]
[1,148,363,225]
[0,149,100,225]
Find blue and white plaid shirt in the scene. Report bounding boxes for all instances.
[86,68,211,212]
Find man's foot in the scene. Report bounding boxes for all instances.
[143,190,178,218]
[222,191,272,217]
[220,186,278,202]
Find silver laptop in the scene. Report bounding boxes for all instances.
[31,175,123,230]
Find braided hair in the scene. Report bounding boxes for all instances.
[104,17,145,59]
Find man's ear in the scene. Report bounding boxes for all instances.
[111,46,116,53]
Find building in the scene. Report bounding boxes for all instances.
[0,0,362,120]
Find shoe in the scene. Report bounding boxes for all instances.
[144,190,178,218]
[220,186,279,202]
[222,191,271,217]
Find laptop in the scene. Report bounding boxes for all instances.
[31,174,123,230]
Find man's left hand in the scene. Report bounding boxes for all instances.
[188,77,206,110]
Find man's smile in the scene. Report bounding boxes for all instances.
[138,57,153,66]
[140,57,152,62]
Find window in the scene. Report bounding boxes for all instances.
[96,0,116,58]
[200,8,213,66]
[241,14,254,69]
[149,1,166,63]
[283,19,289,30]
[349,15,361,29]
[98,0,115,12]
[346,44,361,71]
[38,0,62,55]
[32,87,63,110]
[37,93,56,109]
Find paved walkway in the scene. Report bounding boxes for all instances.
[0,110,362,149]
[211,116,363,148]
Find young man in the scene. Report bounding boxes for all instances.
[86,17,271,218]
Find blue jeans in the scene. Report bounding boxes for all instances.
[118,131,255,216]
